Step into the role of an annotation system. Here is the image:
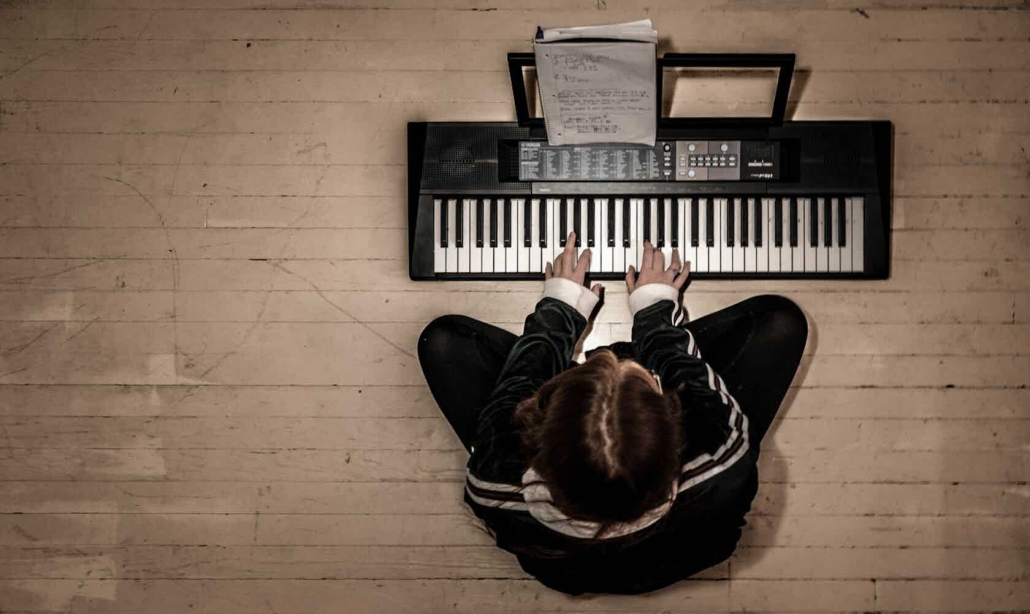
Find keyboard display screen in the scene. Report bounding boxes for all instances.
[518,142,662,181]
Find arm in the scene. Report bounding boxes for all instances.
[468,234,599,483]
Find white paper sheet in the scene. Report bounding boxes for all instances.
[533,20,658,146]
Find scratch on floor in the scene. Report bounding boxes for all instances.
[267,260,415,359]
[0,259,107,286]
[1,322,59,357]
[65,317,100,343]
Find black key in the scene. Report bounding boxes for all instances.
[505,200,513,248]
[838,198,847,247]
[754,199,763,247]
[706,200,715,247]
[607,200,615,247]
[726,198,735,247]
[475,199,484,248]
[440,199,448,248]
[587,199,595,247]
[774,199,783,247]
[456,200,464,248]
[824,198,833,247]
[643,199,651,243]
[657,199,665,247]
[560,200,567,247]
[789,198,798,247]
[810,199,819,247]
[574,199,581,247]
[539,200,547,248]
[489,199,498,248]
[520,201,530,248]
[741,199,749,248]
[691,199,699,247]
[622,200,631,248]
[671,199,679,248]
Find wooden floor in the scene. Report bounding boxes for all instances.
[0,0,1027,612]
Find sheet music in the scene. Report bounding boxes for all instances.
[533,20,658,146]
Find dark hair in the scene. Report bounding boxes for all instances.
[513,350,684,533]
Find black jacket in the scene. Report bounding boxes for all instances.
[464,297,759,595]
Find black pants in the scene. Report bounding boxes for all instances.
[418,294,808,451]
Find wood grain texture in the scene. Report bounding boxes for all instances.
[1,2,1028,612]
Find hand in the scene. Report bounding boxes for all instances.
[625,242,690,293]
[545,232,602,297]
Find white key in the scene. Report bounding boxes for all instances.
[546,198,559,269]
[433,198,445,273]
[591,198,603,273]
[816,197,828,272]
[469,199,482,274]
[803,198,818,272]
[840,197,853,273]
[732,198,744,273]
[756,198,770,273]
[790,198,803,273]
[749,197,758,271]
[678,198,694,272]
[661,198,674,266]
[696,198,709,273]
[714,198,727,273]
[631,198,642,271]
[853,196,865,272]
[564,198,576,252]
[458,199,471,274]
[613,199,626,273]
[511,199,524,273]
[577,198,589,258]
[445,198,458,273]
[829,197,841,273]
[647,197,658,251]
[780,197,792,272]
[483,199,495,273]
[529,199,542,273]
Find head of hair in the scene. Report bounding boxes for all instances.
[513,350,684,529]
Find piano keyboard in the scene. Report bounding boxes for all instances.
[432,196,864,276]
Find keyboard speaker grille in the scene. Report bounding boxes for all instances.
[422,125,530,192]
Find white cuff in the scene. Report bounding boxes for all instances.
[628,284,680,316]
[543,277,600,320]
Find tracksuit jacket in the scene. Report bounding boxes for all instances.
[463,279,759,595]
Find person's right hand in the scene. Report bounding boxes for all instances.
[625,242,690,293]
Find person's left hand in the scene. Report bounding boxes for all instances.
[545,232,602,297]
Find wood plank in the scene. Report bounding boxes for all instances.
[2,384,1026,419]
[875,580,1030,611]
[1,446,1025,484]
[732,546,1028,580]
[3,9,1028,42]
[0,577,731,613]
[4,71,1028,105]
[0,415,1026,452]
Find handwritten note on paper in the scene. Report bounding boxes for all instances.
[534,39,657,146]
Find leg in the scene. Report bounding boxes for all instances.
[417,315,518,452]
[683,295,808,445]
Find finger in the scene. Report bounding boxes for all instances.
[653,247,665,275]
[575,249,591,278]
[562,232,576,270]
[625,266,636,293]
[591,283,603,297]
[545,261,552,280]
[642,241,654,271]
[551,253,561,276]
[673,260,691,289]
[671,249,682,274]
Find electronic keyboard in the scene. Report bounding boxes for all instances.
[407,53,892,281]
